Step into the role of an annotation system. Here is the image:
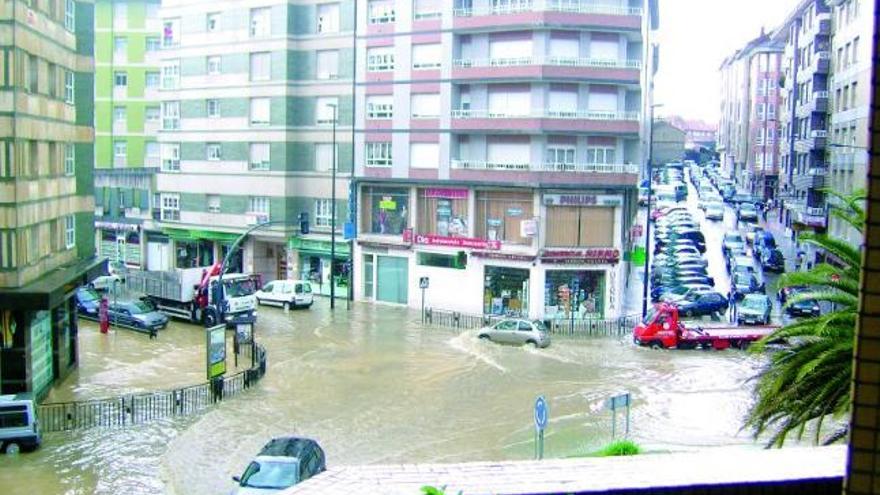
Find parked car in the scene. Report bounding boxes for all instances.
[477,319,550,348]
[737,203,759,222]
[0,394,40,454]
[753,231,777,252]
[722,232,746,255]
[659,286,715,303]
[738,294,772,325]
[778,285,806,304]
[89,261,128,291]
[74,287,101,317]
[107,300,169,332]
[759,248,786,272]
[651,282,713,302]
[233,437,326,494]
[255,280,314,310]
[783,288,822,317]
[732,272,763,300]
[676,292,728,318]
[705,202,725,220]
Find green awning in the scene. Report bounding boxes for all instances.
[288,237,350,257]
[163,228,242,243]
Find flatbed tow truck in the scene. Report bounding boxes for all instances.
[633,303,779,350]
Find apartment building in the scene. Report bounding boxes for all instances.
[352,0,657,320]
[93,0,160,270]
[0,0,99,399]
[717,31,783,200]
[155,0,353,294]
[776,0,832,233]
[827,0,873,245]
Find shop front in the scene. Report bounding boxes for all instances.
[288,237,350,298]
[164,229,242,270]
[484,266,530,317]
[539,248,621,320]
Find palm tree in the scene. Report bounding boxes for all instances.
[745,189,865,447]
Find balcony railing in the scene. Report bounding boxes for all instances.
[811,130,828,139]
[451,109,641,120]
[453,1,642,17]
[450,160,639,174]
[453,56,641,69]
[451,160,530,171]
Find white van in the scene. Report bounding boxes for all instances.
[0,394,40,454]
[255,280,314,310]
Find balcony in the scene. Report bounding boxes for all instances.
[793,167,828,191]
[796,90,829,117]
[452,1,642,31]
[449,159,639,185]
[793,205,827,228]
[451,109,641,134]
[795,130,828,152]
[452,56,641,83]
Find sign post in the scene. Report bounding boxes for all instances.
[419,277,429,323]
[534,396,549,460]
[605,392,632,439]
[206,325,227,402]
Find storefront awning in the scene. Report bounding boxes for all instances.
[0,256,106,310]
[162,228,242,243]
[289,237,351,258]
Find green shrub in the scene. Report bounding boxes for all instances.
[596,439,641,457]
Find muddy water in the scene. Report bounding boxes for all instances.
[0,300,765,494]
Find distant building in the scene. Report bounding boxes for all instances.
[0,0,101,400]
[652,120,687,165]
[667,116,717,151]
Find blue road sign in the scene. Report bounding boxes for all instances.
[534,396,549,431]
[343,221,355,240]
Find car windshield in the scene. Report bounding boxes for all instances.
[129,302,153,314]
[225,278,256,297]
[78,289,99,301]
[240,460,298,489]
[725,234,743,244]
[643,306,657,324]
[742,297,767,310]
[734,274,751,284]
[740,204,756,211]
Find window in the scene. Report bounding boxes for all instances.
[64,0,75,31]
[161,143,180,171]
[360,186,410,235]
[587,88,617,112]
[64,144,75,176]
[315,143,337,172]
[114,106,127,124]
[161,61,180,89]
[767,128,776,144]
[146,2,159,20]
[366,95,393,119]
[145,106,160,123]
[250,7,270,37]
[64,215,75,249]
[587,146,616,164]
[315,199,334,227]
[160,194,180,221]
[250,98,270,125]
[546,146,576,165]
[316,50,339,80]
[207,195,221,213]
[367,47,394,71]
[410,143,439,169]
[411,93,440,118]
[206,143,221,161]
[366,142,392,167]
[851,82,858,108]
[114,37,128,61]
[317,3,340,33]
[146,37,160,53]
[489,33,533,60]
[207,12,220,32]
[114,141,127,167]
[413,0,441,20]
[487,137,530,168]
[113,2,127,25]
[548,85,578,116]
[114,71,128,89]
[162,101,180,130]
[475,191,534,244]
[248,196,269,214]
[546,206,614,247]
[316,97,338,125]
[417,188,469,237]
[368,1,395,24]
[26,54,37,93]
[412,43,441,69]
[767,104,776,119]
[46,63,57,98]
[756,103,765,120]
[488,85,530,116]
[145,71,160,89]
[250,52,271,81]
[145,142,160,160]
[162,19,180,47]
[549,35,580,61]
[207,56,222,75]
[250,143,270,170]
[207,99,220,118]
[64,70,74,104]
[852,37,859,64]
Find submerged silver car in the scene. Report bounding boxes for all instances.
[477,319,551,348]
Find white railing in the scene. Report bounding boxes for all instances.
[811,130,828,139]
[541,162,640,173]
[413,11,442,20]
[453,56,641,69]
[451,109,641,121]
[806,206,826,217]
[453,2,642,17]
[451,160,530,171]
[808,167,828,176]
[813,90,829,99]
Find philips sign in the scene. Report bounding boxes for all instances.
[543,194,623,207]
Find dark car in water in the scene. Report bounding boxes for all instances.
[783,288,822,317]
[759,247,786,272]
[74,287,101,318]
[738,294,772,325]
[732,272,763,300]
[107,300,169,332]
[676,291,728,317]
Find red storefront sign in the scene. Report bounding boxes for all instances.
[402,228,414,243]
[423,188,468,199]
[470,251,536,262]
[540,248,620,264]
[414,234,501,250]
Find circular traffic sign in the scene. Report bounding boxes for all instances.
[534,396,549,430]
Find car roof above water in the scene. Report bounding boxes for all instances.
[259,436,320,459]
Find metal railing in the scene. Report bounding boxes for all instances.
[38,342,267,432]
[452,160,531,171]
[453,56,641,69]
[541,162,640,173]
[451,109,640,120]
[453,1,642,17]
[423,307,640,338]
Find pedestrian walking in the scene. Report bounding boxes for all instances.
[149,327,158,340]
[728,289,736,323]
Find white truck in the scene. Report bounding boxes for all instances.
[126,264,258,327]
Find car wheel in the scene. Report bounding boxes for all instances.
[478,334,490,341]
[650,341,663,350]
[684,309,693,317]
[4,442,20,455]
[526,340,538,348]
[203,309,218,327]
[283,302,290,311]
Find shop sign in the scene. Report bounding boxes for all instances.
[543,194,622,207]
[96,221,140,232]
[520,219,537,238]
[507,207,523,217]
[487,218,503,227]
[379,198,397,210]
[402,227,414,243]
[424,187,468,199]
[540,248,620,264]
[414,234,501,250]
[470,251,536,262]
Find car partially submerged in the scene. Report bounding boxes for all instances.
[478,319,550,348]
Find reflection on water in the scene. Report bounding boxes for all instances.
[0,299,766,495]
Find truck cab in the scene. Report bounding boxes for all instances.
[633,303,684,348]
[208,273,258,326]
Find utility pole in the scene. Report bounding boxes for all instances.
[329,103,338,309]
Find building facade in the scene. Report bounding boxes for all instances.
[352,0,656,320]
[155,0,353,294]
[777,0,832,233]
[651,120,686,165]
[827,0,873,245]
[93,0,160,270]
[0,0,100,400]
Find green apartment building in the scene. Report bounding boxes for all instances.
[155,0,353,294]
[0,0,99,400]
[93,0,160,269]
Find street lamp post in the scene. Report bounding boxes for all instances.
[641,103,662,319]
[328,103,338,309]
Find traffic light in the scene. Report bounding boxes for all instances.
[299,212,309,235]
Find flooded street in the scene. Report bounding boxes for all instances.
[0,299,768,495]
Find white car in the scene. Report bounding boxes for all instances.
[88,261,127,291]
[705,201,725,220]
[255,280,314,310]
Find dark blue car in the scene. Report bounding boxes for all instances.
[74,287,101,318]
[676,292,728,318]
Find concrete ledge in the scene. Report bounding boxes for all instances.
[284,446,845,495]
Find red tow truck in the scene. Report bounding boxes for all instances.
[633,303,778,350]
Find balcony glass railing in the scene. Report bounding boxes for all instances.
[453,1,642,17]
[453,56,641,69]
[451,160,531,171]
[452,109,640,120]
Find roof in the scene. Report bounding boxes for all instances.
[259,437,320,459]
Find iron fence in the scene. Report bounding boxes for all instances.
[38,342,267,433]
[423,307,639,338]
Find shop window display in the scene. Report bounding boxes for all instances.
[176,239,214,268]
[475,191,534,245]
[361,186,410,235]
[417,188,469,237]
[544,270,605,319]
[484,266,530,316]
